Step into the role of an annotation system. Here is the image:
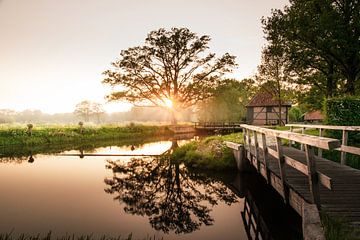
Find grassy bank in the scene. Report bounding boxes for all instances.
[171,132,243,170]
[0,124,172,147]
[321,211,360,240]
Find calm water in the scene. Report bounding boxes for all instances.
[0,140,302,240]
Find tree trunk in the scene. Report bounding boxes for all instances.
[345,71,357,95]
[326,62,335,98]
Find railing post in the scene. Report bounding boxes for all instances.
[305,144,321,209]
[318,128,323,158]
[253,130,260,171]
[243,128,247,152]
[301,127,305,151]
[341,130,348,165]
[289,126,293,147]
[275,137,289,203]
[261,133,270,183]
[247,129,252,161]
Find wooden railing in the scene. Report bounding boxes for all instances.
[287,124,360,165]
[240,124,341,209]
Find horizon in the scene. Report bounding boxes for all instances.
[0,0,289,114]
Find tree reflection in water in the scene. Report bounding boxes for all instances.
[104,153,238,234]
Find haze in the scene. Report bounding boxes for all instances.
[0,0,288,114]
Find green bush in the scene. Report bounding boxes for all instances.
[325,97,360,143]
[325,97,360,126]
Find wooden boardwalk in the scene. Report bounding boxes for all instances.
[249,145,360,226]
[227,124,360,239]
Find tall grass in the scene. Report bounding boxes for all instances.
[0,124,172,147]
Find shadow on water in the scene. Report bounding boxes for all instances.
[104,153,238,233]
[229,171,303,240]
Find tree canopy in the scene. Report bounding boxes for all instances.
[262,0,360,97]
[103,27,237,124]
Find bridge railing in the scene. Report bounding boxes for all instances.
[240,124,341,209]
[286,124,360,165]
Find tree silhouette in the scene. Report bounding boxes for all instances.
[104,154,238,234]
[102,27,237,124]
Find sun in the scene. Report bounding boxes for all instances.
[164,98,173,108]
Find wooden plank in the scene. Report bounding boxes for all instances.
[240,124,340,150]
[305,144,321,209]
[286,124,360,132]
[341,130,348,165]
[338,145,360,155]
[284,155,308,175]
[225,141,242,150]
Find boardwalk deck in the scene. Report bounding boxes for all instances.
[247,144,360,227]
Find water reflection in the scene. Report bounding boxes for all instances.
[104,155,238,234]
[230,173,303,240]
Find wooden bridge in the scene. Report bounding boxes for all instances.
[194,122,243,132]
[226,124,360,239]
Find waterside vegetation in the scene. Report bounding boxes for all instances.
[0,124,173,148]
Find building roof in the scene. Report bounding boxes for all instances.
[304,110,324,121]
[246,92,291,107]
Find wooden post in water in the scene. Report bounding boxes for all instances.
[305,144,321,209]
[318,128,323,158]
[275,137,288,203]
[341,130,348,165]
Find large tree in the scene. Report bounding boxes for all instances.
[103,27,237,124]
[263,0,360,96]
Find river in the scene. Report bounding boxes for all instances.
[0,138,302,240]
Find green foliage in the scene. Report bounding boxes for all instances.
[321,211,360,240]
[325,97,360,126]
[197,78,256,122]
[171,133,243,170]
[288,106,304,122]
[0,124,172,147]
[325,97,360,143]
[262,0,360,97]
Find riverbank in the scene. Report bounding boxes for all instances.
[171,132,243,170]
[0,124,173,147]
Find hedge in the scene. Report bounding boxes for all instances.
[325,96,360,145]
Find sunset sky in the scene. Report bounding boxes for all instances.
[0,0,288,113]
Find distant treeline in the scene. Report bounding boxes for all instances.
[0,106,194,124]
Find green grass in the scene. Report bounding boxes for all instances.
[171,132,243,170]
[0,124,172,147]
[321,212,360,240]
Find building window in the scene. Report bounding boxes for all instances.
[266,106,272,112]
